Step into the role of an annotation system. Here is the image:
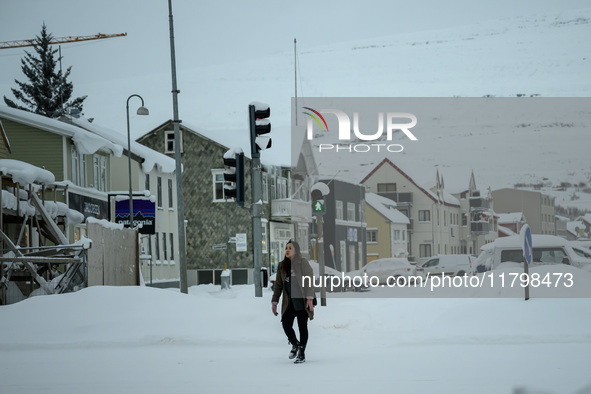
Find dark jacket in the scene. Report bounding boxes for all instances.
[272,255,315,320]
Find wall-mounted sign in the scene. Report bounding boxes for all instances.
[115,198,156,234]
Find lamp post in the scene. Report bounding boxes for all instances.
[126,94,149,228]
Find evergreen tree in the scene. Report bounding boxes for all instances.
[3,23,87,118]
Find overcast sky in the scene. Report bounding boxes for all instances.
[0,0,589,148]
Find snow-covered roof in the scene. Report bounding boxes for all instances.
[365,192,410,225]
[70,117,176,174]
[0,159,55,186]
[498,225,516,236]
[360,158,460,207]
[497,212,525,224]
[0,105,122,156]
[481,234,572,250]
[567,220,586,237]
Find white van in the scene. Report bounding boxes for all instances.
[475,234,591,272]
[415,254,476,278]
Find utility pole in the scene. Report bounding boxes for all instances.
[248,103,272,297]
[167,0,188,294]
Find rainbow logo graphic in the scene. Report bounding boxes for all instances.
[302,107,329,131]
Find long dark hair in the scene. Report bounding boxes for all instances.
[281,239,301,273]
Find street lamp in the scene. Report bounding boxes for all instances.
[126,94,149,228]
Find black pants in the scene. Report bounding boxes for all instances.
[281,301,309,348]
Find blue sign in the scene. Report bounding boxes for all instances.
[521,225,532,265]
[115,198,156,234]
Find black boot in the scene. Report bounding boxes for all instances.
[288,339,299,359]
[294,345,305,363]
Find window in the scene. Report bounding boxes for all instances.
[419,210,431,222]
[270,176,276,200]
[169,233,175,261]
[212,170,232,202]
[71,146,79,185]
[168,179,173,208]
[336,200,343,220]
[377,183,396,193]
[162,233,167,261]
[402,230,405,241]
[145,174,150,192]
[100,156,107,191]
[297,227,309,255]
[262,173,269,203]
[462,213,467,226]
[419,244,432,258]
[165,129,183,154]
[147,236,153,264]
[347,202,356,222]
[155,233,160,261]
[157,177,162,208]
[80,155,87,187]
[367,229,378,243]
[394,230,401,241]
[277,177,287,199]
[93,156,100,190]
[359,200,365,223]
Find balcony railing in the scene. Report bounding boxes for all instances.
[471,221,490,234]
[470,197,489,210]
[379,192,413,205]
[271,198,310,220]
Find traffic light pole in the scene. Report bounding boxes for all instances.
[316,216,327,306]
[250,157,263,297]
[249,104,263,297]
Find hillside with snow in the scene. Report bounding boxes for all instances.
[1,7,590,211]
[177,8,591,212]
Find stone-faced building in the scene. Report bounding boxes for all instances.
[137,121,256,284]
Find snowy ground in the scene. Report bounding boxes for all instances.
[1,265,591,394]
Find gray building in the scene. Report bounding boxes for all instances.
[491,188,556,235]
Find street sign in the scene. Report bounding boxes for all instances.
[212,243,227,250]
[520,224,532,301]
[236,233,247,252]
[520,224,532,265]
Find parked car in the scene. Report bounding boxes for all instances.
[474,234,591,272]
[357,257,416,285]
[415,254,476,278]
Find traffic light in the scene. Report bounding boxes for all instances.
[311,182,330,216]
[223,149,245,207]
[249,102,272,158]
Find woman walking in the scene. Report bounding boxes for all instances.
[271,240,315,363]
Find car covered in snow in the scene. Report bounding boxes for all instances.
[475,234,591,272]
[415,254,476,278]
[355,257,416,285]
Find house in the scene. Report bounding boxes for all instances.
[497,212,526,237]
[573,213,591,238]
[365,192,409,263]
[316,179,366,272]
[0,105,121,242]
[0,106,180,287]
[0,118,12,158]
[68,117,180,287]
[360,158,462,262]
[450,171,498,254]
[138,120,264,285]
[491,188,556,235]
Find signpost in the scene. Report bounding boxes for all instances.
[236,233,247,252]
[520,224,532,301]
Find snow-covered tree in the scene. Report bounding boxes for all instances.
[3,23,87,118]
